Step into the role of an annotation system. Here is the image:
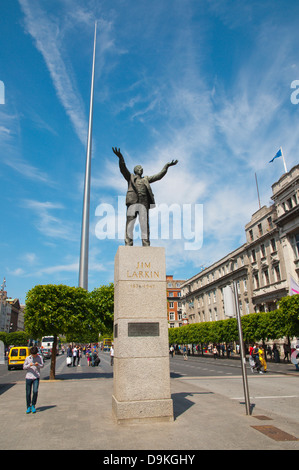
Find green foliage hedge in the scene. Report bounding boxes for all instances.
[169,294,299,345]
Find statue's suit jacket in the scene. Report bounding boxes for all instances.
[119,157,168,209]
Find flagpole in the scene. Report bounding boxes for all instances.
[255,173,261,210]
[280,147,288,173]
[79,21,97,290]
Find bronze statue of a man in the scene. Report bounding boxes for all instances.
[112,147,178,246]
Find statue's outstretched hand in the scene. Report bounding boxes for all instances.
[112,147,123,159]
[167,159,178,167]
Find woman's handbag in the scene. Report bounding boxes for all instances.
[66,357,72,365]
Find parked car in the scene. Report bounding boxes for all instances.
[42,348,52,359]
[8,346,30,370]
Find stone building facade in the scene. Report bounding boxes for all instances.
[181,164,299,323]
[166,275,186,328]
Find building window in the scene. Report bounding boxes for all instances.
[169,292,174,297]
[274,264,281,282]
[213,290,216,302]
[258,223,263,236]
[254,273,260,289]
[176,283,181,287]
[249,229,254,241]
[263,269,270,285]
[169,312,175,321]
[292,233,299,258]
[214,308,218,321]
[261,244,266,258]
[286,198,293,210]
[270,238,277,252]
[267,216,273,229]
[169,302,174,308]
[251,249,256,262]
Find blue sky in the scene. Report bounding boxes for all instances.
[1,0,299,303]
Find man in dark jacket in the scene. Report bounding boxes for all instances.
[112,147,178,246]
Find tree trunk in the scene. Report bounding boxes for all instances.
[50,335,57,380]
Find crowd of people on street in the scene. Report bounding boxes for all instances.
[66,344,102,367]
[169,340,299,372]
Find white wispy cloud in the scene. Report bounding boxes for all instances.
[0,109,54,184]
[21,199,79,241]
[18,0,88,146]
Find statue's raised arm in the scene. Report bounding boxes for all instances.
[166,159,178,168]
[112,147,123,160]
[112,147,130,182]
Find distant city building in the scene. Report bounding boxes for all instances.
[181,164,299,324]
[166,275,186,328]
[0,279,24,332]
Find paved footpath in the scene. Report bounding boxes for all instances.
[0,354,298,452]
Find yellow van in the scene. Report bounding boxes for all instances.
[8,346,30,370]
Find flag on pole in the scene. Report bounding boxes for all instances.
[289,275,299,296]
[269,148,282,163]
[269,147,288,172]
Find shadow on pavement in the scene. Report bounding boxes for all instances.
[36,405,57,412]
[42,372,113,380]
[0,383,16,395]
[171,391,214,420]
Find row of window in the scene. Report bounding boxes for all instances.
[168,301,182,308]
[248,216,273,241]
[281,194,298,213]
[253,264,281,289]
[187,261,282,308]
[250,238,277,263]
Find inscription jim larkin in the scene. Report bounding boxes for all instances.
[126,261,160,280]
[127,261,160,281]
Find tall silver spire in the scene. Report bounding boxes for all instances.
[79,21,97,290]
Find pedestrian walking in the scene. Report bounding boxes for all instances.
[283,343,290,362]
[91,350,97,367]
[258,345,267,373]
[77,347,82,366]
[252,343,263,373]
[87,349,91,367]
[110,345,114,366]
[213,345,217,359]
[23,346,44,414]
[72,346,78,366]
[273,344,280,363]
[183,345,188,360]
[66,344,72,367]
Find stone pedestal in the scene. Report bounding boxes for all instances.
[112,246,173,424]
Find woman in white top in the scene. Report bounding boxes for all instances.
[23,346,44,414]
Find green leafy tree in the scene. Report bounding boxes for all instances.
[279,294,299,338]
[25,284,96,380]
[90,283,114,336]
